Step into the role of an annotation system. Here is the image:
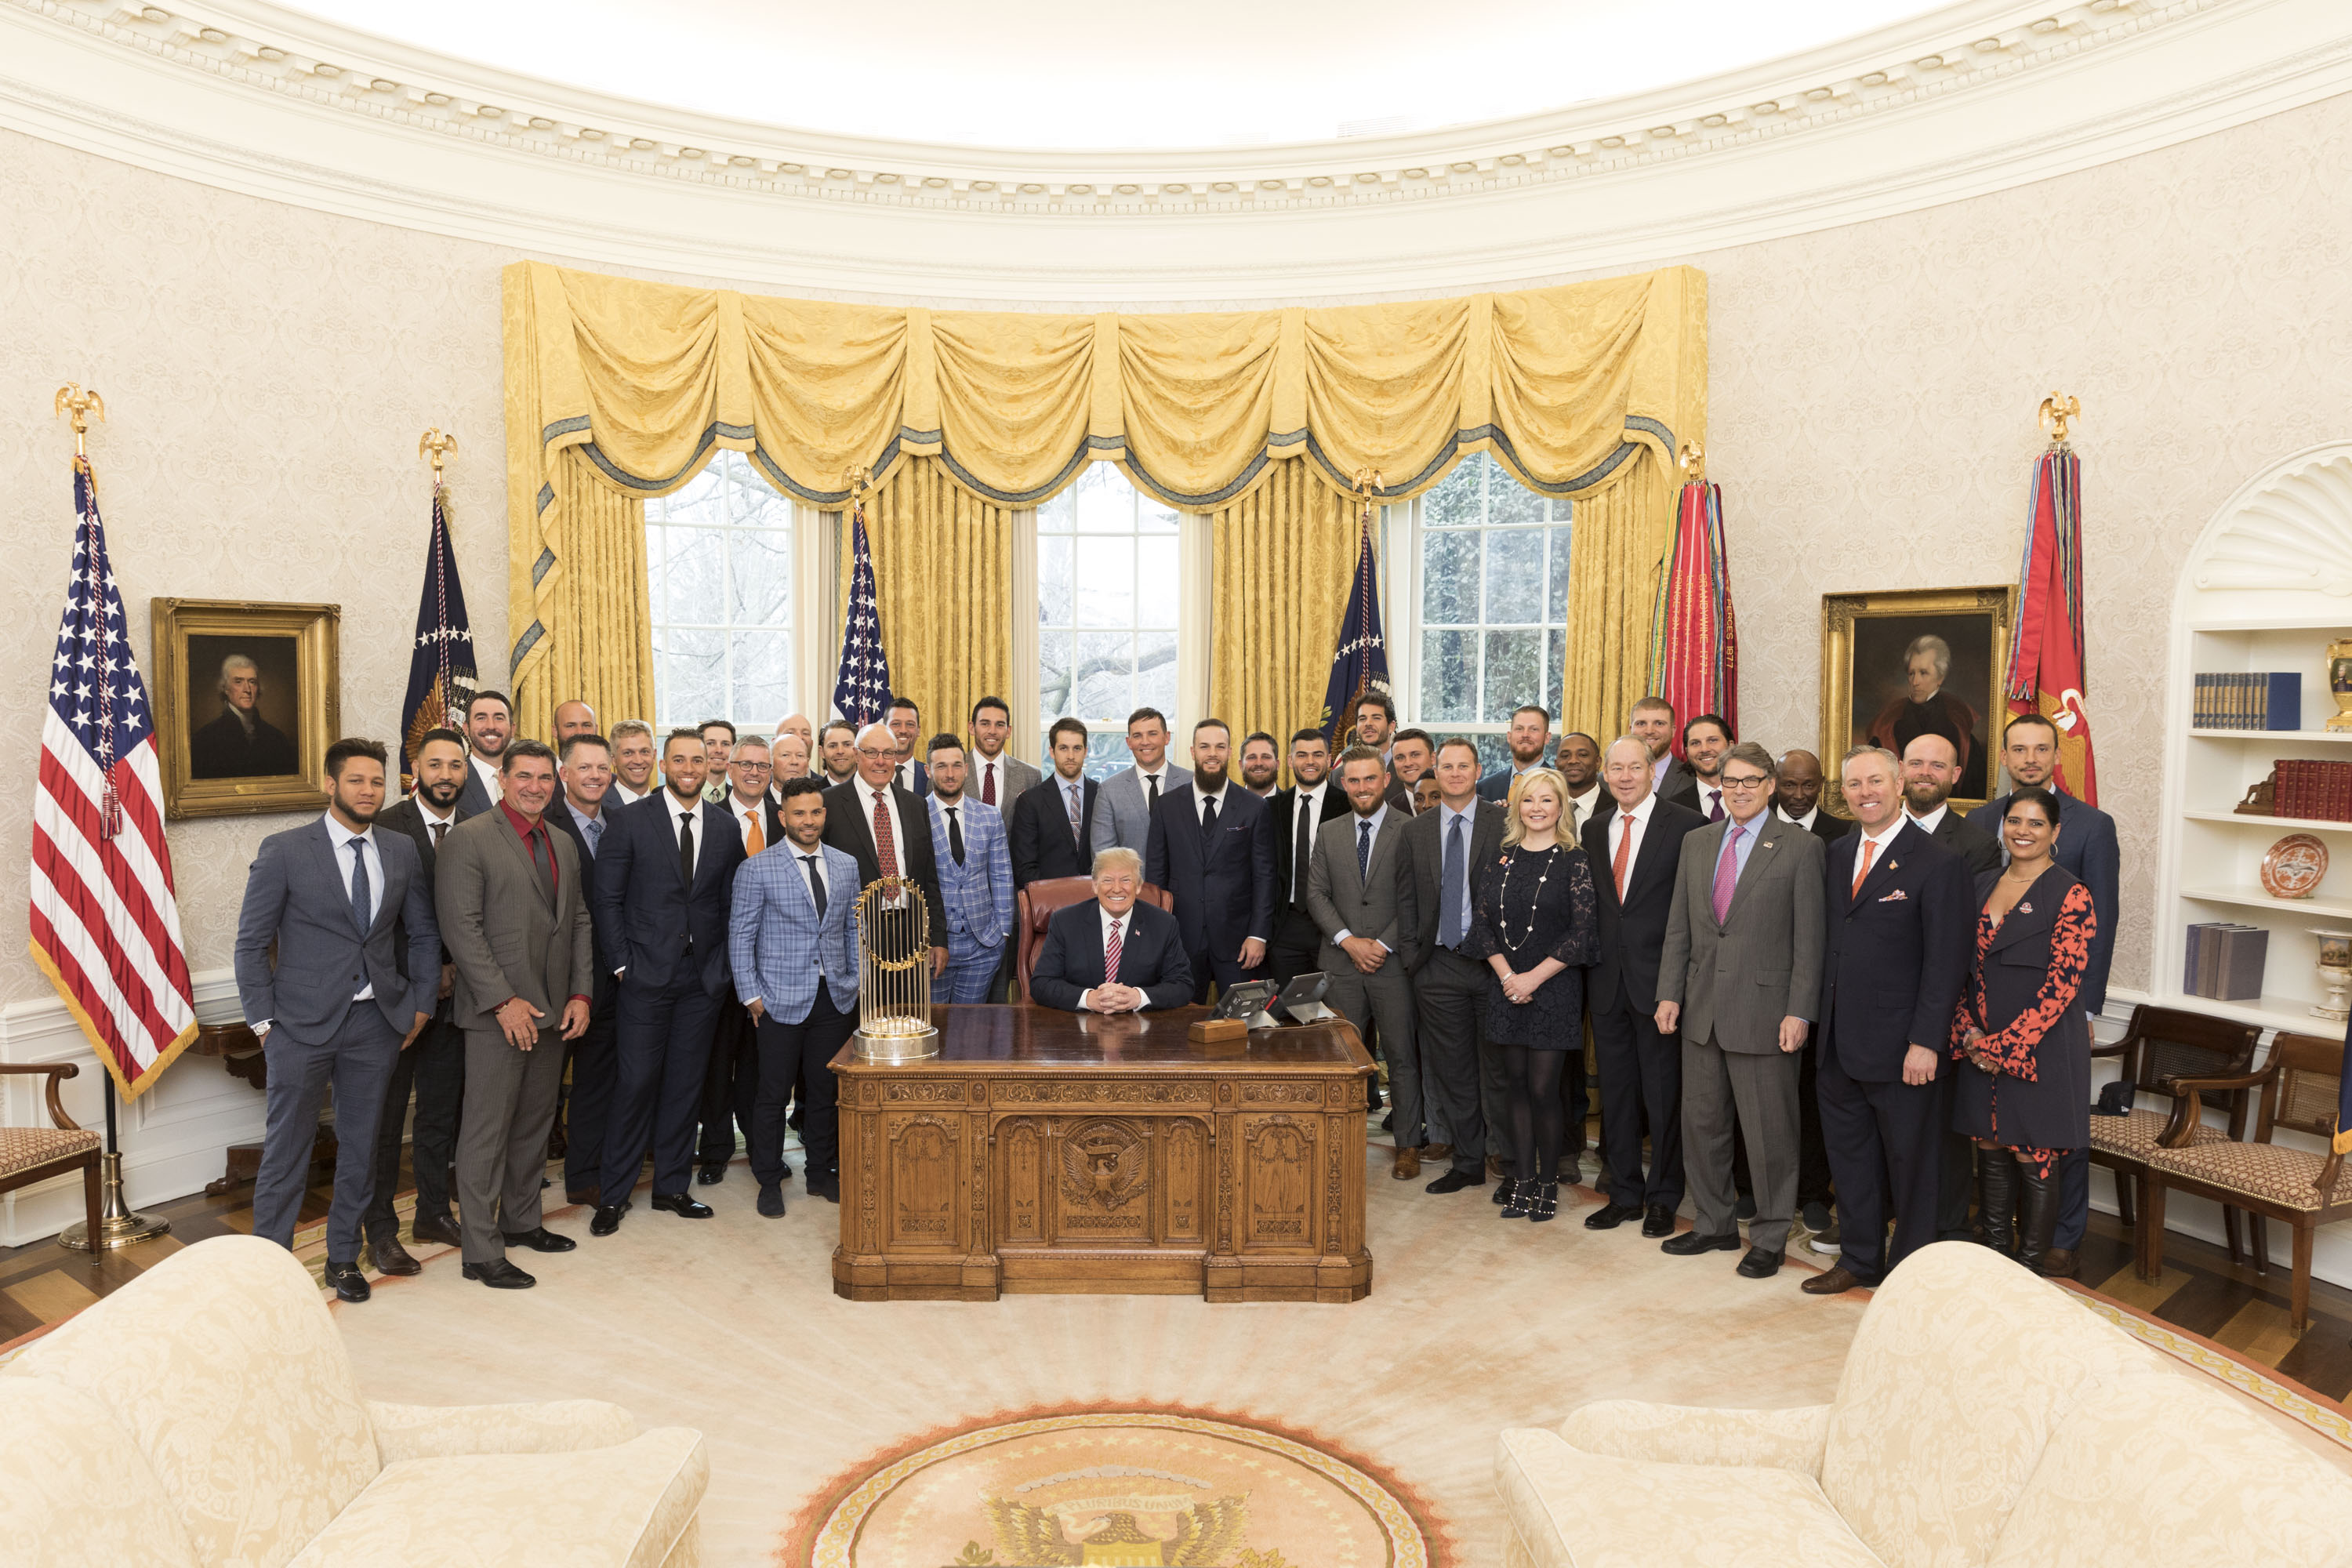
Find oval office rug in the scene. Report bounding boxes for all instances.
[782,1406,1449,1566]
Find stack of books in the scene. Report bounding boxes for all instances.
[2194,672,2302,729]
[2184,922,2268,1002]
[2272,759,2352,821]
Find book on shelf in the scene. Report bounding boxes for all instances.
[2193,672,2301,730]
[2184,921,2268,1001]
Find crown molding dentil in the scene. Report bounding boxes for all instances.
[0,0,2347,303]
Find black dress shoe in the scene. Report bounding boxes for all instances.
[1661,1229,1740,1255]
[366,1234,419,1276]
[757,1184,786,1218]
[1640,1204,1675,1238]
[323,1259,371,1303]
[1425,1169,1486,1195]
[650,1192,714,1218]
[590,1203,625,1236]
[1492,1174,1517,1205]
[1737,1247,1786,1278]
[409,1213,463,1249]
[564,1186,599,1207]
[777,1160,793,1180]
[1380,1110,1396,1132]
[502,1227,577,1253]
[1584,1201,1642,1231]
[463,1259,536,1289]
[808,1175,841,1204]
[696,1163,726,1186]
[1734,1191,1758,1221]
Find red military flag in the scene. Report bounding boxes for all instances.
[1647,473,1738,757]
[2002,444,2096,806]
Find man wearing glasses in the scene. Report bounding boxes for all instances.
[1653,742,1825,1279]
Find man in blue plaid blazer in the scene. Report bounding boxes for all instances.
[924,735,1016,1005]
[728,775,862,1216]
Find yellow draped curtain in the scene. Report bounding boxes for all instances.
[507,448,655,744]
[1560,449,1677,749]
[1208,464,1357,760]
[840,458,1014,750]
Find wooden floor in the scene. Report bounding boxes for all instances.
[10,1155,2352,1402]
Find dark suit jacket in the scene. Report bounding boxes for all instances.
[1965,787,2119,1014]
[1658,759,1701,814]
[1957,864,2093,1149]
[1779,804,1853,846]
[376,795,477,1021]
[1820,821,1971,1083]
[1145,784,1276,965]
[1921,808,2002,879]
[892,758,931,799]
[455,759,498,818]
[821,779,945,947]
[591,790,746,997]
[1029,898,1194,1012]
[1579,797,1707,1014]
[546,797,620,1009]
[1008,773,1099,887]
[1397,798,1508,973]
[1475,767,1541,804]
[232,819,439,1044]
[1270,782,1349,909]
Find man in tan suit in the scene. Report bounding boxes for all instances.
[436,738,596,1288]
[1655,742,1825,1279]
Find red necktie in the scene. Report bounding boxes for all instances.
[1613,815,1633,902]
[1105,916,1123,984]
[982,761,996,806]
[872,789,899,878]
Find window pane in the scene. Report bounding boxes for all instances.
[1421,629,1477,722]
[1136,538,1180,625]
[1037,537,1073,626]
[1547,627,1567,711]
[1475,733,1513,776]
[647,530,669,624]
[1482,629,1541,721]
[663,629,725,728]
[1548,523,1574,624]
[728,528,791,625]
[730,631,791,724]
[1073,630,1133,719]
[1038,630,1074,720]
[1421,530,1480,625]
[665,529,724,626]
[1425,456,1483,527]
[1137,490,1179,533]
[646,452,793,729]
[1486,472,1544,528]
[655,463,724,526]
[1038,489,1074,532]
[1074,465,1130,533]
[1135,630,1178,712]
[1483,528,1546,625]
[1083,731,1128,781]
[1075,536,1135,628]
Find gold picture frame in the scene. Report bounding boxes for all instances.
[151,598,339,819]
[1820,585,2015,818]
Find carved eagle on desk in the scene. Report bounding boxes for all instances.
[1062,1136,1145,1210]
[980,1496,1247,1565]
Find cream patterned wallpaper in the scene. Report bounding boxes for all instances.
[2,91,2349,1007]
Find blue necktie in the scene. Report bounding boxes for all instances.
[1440,814,1466,948]
[1357,818,1373,879]
[583,815,604,858]
[348,840,371,936]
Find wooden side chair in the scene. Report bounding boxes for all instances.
[2085,1004,2260,1258]
[0,1061,102,1259]
[2140,1030,2352,1337]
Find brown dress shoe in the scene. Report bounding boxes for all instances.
[408,1213,463,1249]
[1419,1142,1453,1161]
[367,1234,420,1276]
[2034,1247,2078,1279]
[564,1186,599,1207]
[1800,1265,1874,1296]
[1487,1153,1511,1180]
[1392,1148,1421,1180]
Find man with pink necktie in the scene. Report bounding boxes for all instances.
[1653,742,1825,1279]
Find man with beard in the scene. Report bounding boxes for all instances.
[1008,717,1101,887]
[818,720,860,786]
[1630,695,1679,796]
[189,653,299,779]
[1145,719,1274,1001]
[1554,731,1604,840]
[1674,714,1733,819]
[1476,706,1553,802]
[608,719,658,805]
[1773,748,1850,845]
[455,691,512,815]
[1354,693,1398,758]
[360,728,475,1274]
[1903,735,2000,877]
[1267,727,1346,987]
[1239,731,1282,796]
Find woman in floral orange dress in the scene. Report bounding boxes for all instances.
[1951,786,2096,1276]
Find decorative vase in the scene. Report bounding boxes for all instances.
[2311,929,2352,1022]
[2328,640,2352,731]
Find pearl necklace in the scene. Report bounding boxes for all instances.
[1496,844,1558,948]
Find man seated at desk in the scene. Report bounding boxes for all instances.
[1029,848,1194,1014]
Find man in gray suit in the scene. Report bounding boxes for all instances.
[1655,742,1825,1278]
[1399,736,1508,1193]
[1091,706,1189,856]
[435,739,596,1289]
[1309,746,1424,1181]
[967,695,1039,811]
[234,738,440,1304]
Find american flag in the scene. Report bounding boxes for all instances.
[31,462,197,1100]
[398,475,475,789]
[831,500,892,727]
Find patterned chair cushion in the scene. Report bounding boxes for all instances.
[2145,1138,2350,1210]
[2086,1107,2225,1159]
[0,1125,100,1179]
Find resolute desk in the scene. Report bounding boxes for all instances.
[829,1004,1374,1302]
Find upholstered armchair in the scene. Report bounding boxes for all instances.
[2085,1004,2259,1255]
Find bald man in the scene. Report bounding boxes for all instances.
[773,713,814,756]
[1773,750,1850,847]
[554,701,599,742]
[1900,735,2001,879]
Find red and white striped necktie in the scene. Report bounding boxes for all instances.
[1105,916,1123,984]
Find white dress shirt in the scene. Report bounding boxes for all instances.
[1849,814,1907,890]
[667,792,705,877]
[1907,803,1949,836]
[611,779,645,805]
[1080,903,1154,1013]
[854,775,909,869]
[1332,804,1392,948]
[975,755,1007,806]
[1777,804,1822,832]
[1608,792,1660,894]
[1696,780,1724,821]
[468,752,501,804]
[1650,752,1673,790]
[1566,783,1602,839]
[412,797,457,846]
[733,794,768,853]
[322,815,382,1001]
[1192,782,1230,825]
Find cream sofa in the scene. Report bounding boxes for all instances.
[1499,1241,2352,1567]
[0,1235,705,1567]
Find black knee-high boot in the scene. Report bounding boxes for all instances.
[2017,1160,2061,1275]
[1978,1147,2020,1258]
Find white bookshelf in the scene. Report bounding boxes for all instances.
[2160,442,2352,1035]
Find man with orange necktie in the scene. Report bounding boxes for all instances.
[695,735,775,1185]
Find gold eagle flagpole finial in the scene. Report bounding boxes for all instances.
[2038,393,2080,448]
[1678,440,1705,477]
[55,385,105,464]
[1351,466,1385,529]
[419,428,458,482]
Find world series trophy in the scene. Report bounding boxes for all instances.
[852,876,940,1062]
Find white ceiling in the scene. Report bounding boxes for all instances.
[272,0,1952,149]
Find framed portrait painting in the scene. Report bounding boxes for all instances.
[1819,586,2013,816]
[151,599,339,818]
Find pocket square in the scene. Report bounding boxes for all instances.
[1876,889,1910,902]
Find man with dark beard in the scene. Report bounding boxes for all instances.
[1267,728,1346,987]
[1145,719,1275,1001]
[1239,731,1282,796]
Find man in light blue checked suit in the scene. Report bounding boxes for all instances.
[924,735,1016,1004]
[728,775,862,1217]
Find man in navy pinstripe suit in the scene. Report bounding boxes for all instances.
[730,775,862,1217]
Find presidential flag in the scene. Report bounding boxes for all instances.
[1319,514,1393,747]
[398,473,476,789]
[31,459,198,1100]
[2002,445,2096,805]
[832,499,892,728]
[1647,474,1740,757]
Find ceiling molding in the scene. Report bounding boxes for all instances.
[1,0,2346,303]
